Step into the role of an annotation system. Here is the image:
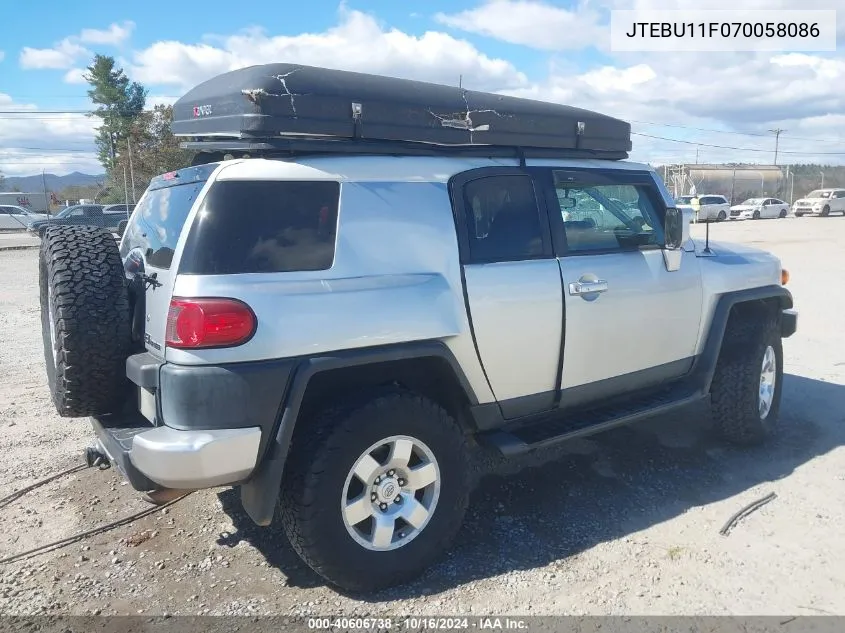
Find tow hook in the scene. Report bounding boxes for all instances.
[84,445,112,470]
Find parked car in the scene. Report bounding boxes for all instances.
[792,188,845,216]
[37,63,798,593]
[102,203,136,216]
[675,194,730,221]
[27,203,127,237]
[729,197,790,220]
[0,205,48,230]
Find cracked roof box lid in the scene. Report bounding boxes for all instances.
[171,63,632,156]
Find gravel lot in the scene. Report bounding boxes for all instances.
[0,216,843,617]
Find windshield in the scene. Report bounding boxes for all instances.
[806,190,831,199]
[740,198,764,205]
[53,206,78,218]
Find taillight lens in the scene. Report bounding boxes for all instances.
[165,298,256,349]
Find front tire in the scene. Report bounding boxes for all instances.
[822,205,830,217]
[710,313,784,445]
[717,210,727,221]
[752,210,760,219]
[280,389,470,592]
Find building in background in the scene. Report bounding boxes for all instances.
[659,164,788,204]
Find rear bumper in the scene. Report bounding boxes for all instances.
[95,351,295,491]
[91,413,262,490]
[781,308,798,338]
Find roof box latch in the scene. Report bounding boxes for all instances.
[575,121,585,149]
[351,102,363,139]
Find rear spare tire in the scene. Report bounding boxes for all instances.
[39,225,132,417]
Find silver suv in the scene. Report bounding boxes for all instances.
[37,64,797,593]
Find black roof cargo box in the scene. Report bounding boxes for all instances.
[171,63,632,160]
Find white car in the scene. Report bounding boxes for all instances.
[729,197,790,220]
[0,205,48,230]
[792,188,845,217]
[675,194,730,222]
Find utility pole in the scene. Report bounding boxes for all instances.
[695,147,700,164]
[41,169,50,218]
[769,128,786,165]
[127,136,137,203]
[123,165,130,211]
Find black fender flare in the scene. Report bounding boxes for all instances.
[239,340,479,526]
[689,284,793,395]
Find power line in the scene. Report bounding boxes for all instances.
[633,132,845,156]
[1,147,95,153]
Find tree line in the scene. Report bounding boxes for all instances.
[81,54,193,203]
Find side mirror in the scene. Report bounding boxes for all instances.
[664,207,684,249]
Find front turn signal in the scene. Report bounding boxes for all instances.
[781,268,790,285]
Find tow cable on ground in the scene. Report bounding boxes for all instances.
[719,491,777,536]
[0,452,192,565]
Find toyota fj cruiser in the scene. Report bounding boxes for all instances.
[37,64,797,592]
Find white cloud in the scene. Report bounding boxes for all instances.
[127,6,528,92]
[435,0,607,51]
[79,21,135,46]
[19,21,135,70]
[20,40,90,70]
[63,68,88,85]
[0,94,99,177]
[0,51,5,63]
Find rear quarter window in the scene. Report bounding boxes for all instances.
[120,180,206,270]
[178,180,340,275]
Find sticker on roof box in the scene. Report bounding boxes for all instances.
[193,105,213,117]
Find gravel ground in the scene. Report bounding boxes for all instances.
[0,216,843,617]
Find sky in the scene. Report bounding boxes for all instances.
[0,0,843,177]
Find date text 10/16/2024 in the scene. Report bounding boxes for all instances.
[307,617,530,630]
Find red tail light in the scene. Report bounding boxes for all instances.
[165,298,256,349]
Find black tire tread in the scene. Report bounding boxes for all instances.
[39,225,131,417]
[279,388,469,592]
[710,311,782,445]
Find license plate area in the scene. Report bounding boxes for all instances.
[139,387,157,424]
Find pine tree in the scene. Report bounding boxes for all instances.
[84,54,147,171]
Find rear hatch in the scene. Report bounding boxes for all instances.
[118,164,218,359]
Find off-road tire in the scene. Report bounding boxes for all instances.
[710,312,783,445]
[39,225,132,417]
[280,388,470,592]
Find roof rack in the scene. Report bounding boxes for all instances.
[171,63,633,162]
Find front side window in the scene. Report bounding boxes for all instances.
[178,180,340,275]
[550,171,664,254]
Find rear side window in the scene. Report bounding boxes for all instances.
[120,181,206,270]
[178,180,340,275]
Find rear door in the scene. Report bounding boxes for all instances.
[119,167,214,358]
[449,167,563,419]
[534,166,703,407]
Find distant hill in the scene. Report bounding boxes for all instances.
[0,171,106,192]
